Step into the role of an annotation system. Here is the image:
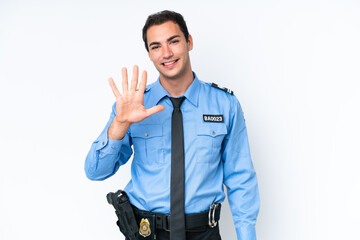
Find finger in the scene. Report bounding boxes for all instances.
[122,67,128,92]
[108,77,121,98]
[130,65,139,92]
[138,70,147,93]
[146,105,165,117]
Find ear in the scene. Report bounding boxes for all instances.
[187,34,193,51]
[148,51,154,62]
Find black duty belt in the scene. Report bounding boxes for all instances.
[132,203,221,231]
[107,190,221,239]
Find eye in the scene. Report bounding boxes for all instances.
[170,40,179,44]
[151,45,159,50]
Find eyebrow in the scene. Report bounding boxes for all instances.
[148,35,181,48]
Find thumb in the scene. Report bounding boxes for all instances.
[146,105,165,117]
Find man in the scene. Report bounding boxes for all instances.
[85,10,259,240]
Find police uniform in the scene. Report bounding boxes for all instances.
[85,72,260,239]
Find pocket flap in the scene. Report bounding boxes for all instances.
[131,124,162,138]
[196,123,228,137]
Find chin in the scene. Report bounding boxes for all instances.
[156,67,180,80]
[160,70,184,80]
[161,67,189,80]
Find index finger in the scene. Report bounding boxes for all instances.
[138,70,147,93]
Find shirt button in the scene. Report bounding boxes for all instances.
[102,141,105,145]
[111,146,115,149]
[145,133,149,137]
[212,131,215,135]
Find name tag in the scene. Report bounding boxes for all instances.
[203,114,224,123]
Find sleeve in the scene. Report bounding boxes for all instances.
[84,103,133,181]
[222,97,260,240]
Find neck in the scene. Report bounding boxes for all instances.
[159,69,194,98]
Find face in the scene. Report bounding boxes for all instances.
[146,21,193,81]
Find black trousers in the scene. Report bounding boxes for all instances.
[125,225,221,240]
[155,225,221,240]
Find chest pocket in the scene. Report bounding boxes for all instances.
[131,124,164,165]
[196,123,228,163]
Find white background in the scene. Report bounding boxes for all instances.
[1,0,359,239]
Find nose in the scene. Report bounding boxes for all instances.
[162,45,173,59]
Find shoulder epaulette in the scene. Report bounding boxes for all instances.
[211,83,234,95]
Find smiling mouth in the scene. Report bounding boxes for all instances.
[162,59,179,66]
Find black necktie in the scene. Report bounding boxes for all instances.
[169,96,186,240]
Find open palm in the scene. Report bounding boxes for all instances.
[108,66,164,125]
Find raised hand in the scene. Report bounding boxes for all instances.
[107,66,164,140]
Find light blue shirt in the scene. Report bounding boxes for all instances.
[85,73,260,239]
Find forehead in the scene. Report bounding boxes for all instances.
[146,21,184,43]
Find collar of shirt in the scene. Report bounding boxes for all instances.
[146,72,200,108]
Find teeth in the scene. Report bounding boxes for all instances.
[163,60,176,66]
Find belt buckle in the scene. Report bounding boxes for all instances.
[208,203,220,228]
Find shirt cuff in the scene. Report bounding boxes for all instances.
[236,224,256,240]
[95,131,124,154]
